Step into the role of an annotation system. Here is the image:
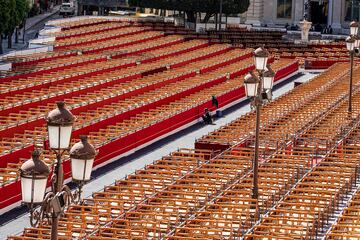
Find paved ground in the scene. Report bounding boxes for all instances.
[1,6,60,55]
[0,70,318,239]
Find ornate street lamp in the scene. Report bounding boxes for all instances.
[244,46,274,221]
[20,102,96,240]
[347,21,360,113]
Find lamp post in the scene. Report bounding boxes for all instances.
[243,47,274,220]
[347,21,360,113]
[19,102,97,240]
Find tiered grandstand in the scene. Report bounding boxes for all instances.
[0,18,298,214]
[4,16,360,239]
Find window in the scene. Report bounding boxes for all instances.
[277,0,292,19]
[345,0,360,21]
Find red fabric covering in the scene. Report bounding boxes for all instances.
[304,60,339,69]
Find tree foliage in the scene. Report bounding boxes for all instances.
[0,0,11,36]
[0,0,29,51]
[129,0,250,21]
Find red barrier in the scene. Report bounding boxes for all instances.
[274,61,299,80]
[304,60,340,69]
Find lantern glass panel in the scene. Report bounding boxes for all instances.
[21,177,47,203]
[254,56,268,71]
[245,82,259,97]
[71,158,94,181]
[351,26,359,36]
[48,125,73,149]
[263,76,274,90]
[356,39,360,48]
[347,41,355,51]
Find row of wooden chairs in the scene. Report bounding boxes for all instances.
[0,39,208,106]
[52,26,151,48]
[7,148,213,239]
[0,44,233,123]
[0,35,187,100]
[56,30,165,53]
[11,34,199,75]
[90,92,355,239]
[51,21,131,38]
[171,75,360,239]
[51,18,110,29]
[6,60,328,239]
[1,30,163,67]
[195,63,352,148]
[0,49,256,184]
[246,140,360,238]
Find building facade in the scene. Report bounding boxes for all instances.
[245,0,359,32]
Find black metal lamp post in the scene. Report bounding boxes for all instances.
[347,21,360,113]
[19,102,97,240]
[243,47,274,220]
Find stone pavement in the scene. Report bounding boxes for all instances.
[1,5,60,55]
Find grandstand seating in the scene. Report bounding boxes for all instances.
[9,17,359,240]
[10,62,358,239]
[195,63,352,152]
[0,17,301,213]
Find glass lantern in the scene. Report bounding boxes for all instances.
[263,65,275,90]
[244,71,260,97]
[254,46,269,71]
[70,136,97,182]
[46,102,75,150]
[346,36,355,52]
[19,151,50,204]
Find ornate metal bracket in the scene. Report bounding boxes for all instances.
[27,184,83,227]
